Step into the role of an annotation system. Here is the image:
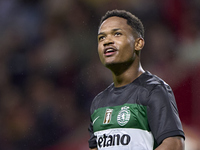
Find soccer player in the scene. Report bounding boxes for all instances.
[88,10,185,150]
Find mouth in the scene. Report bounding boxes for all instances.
[104,47,117,56]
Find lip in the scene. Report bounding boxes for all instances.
[104,46,117,56]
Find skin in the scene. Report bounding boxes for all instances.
[90,16,185,150]
[97,16,144,87]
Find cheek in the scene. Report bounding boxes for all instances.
[97,44,102,56]
[126,37,135,50]
[119,40,135,60]
[119,39,134,53]
[97,44,104,61]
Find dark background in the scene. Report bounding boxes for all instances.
[0,0,200,149]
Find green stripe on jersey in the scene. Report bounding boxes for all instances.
[91,103,149,132]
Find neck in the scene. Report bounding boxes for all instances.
[111,61,144,87]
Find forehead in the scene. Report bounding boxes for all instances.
[98,16,133,33]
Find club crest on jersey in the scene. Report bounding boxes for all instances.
[117,106,130,126]
[103,109,113,124]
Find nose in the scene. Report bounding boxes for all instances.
[103,36,114,46]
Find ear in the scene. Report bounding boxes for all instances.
[135,38,145,51]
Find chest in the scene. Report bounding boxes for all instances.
[91,103,150,133]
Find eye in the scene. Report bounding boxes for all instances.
[98,36,105,41]
[114,32,122,36]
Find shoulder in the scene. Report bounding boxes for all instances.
[139,71,169,88]
[90,83,114,114]
[138,71,172,93]
[140,72,178,114]
[137,71,173,105]
[141,72,184,145]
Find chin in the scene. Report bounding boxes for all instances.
[104,61,120,69]
[103,60,116,66]
[102,58,119,66]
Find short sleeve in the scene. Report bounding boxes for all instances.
[88,118,97,148]
[147,84,185,145]
[88,95,100,149]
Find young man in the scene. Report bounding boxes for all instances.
[88,10,185,150]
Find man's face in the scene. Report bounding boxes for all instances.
[98,16,136,67]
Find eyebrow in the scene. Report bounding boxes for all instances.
[98,28,122,36]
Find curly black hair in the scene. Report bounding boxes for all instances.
[99,10,144,38]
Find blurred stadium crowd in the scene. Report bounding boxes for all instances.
[0,0,200,149]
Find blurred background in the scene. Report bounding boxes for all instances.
[0,0,200,149]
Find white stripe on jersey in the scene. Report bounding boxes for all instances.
[94,128,154,150]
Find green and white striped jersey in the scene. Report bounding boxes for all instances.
[88,71,185,150]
